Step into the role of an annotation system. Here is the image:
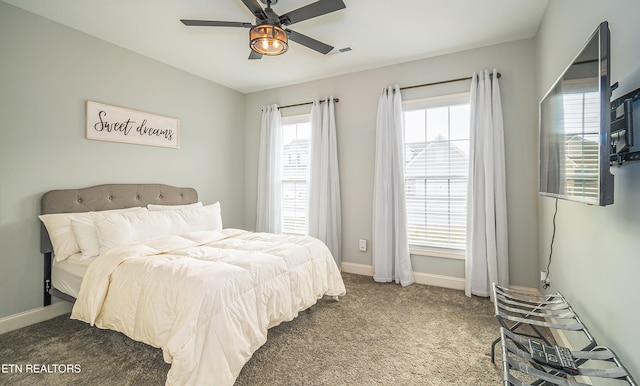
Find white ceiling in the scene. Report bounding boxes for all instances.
[4,0,549,94]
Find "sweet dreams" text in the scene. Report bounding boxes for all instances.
[93,110,174,141]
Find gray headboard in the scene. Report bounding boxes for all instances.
[40,184,198,254]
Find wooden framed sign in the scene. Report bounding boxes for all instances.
[86,101,180,149]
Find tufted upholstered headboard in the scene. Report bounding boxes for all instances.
[40,184,198,306]
[40,184,198,254]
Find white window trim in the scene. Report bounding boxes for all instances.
[409,245,465,260]
[280,113,311,236]
[281,113,310,124]
[403,91,471,257]
[403,92,470,111]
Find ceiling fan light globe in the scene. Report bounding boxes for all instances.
[249,25,288,56]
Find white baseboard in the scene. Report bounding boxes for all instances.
[341,262,374,276]
[509,284,539,294]
[341,262,465,290]
[340,263,541,295]
[414,271,465,290]
[0,302,72,335]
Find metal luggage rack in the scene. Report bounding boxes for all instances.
[492,284,636,386]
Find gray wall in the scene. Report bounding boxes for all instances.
[14,3,640,378]
[536,0,640,378]
[244,39,539,287]
[0,3,246,318]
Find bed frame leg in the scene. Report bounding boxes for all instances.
[44,252,52,306]
[332,296,340,302]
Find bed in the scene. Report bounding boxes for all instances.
[39,184,346,386]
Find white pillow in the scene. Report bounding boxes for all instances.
[38,207,144,262]
[147,202,203,211]
[94,202,222,254]
[71,207,147,260]
[38,212,82,262]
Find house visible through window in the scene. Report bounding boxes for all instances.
[403,94,470,252]
[281,115,311,235]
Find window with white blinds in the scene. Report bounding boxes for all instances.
[403,94,470,251]
[280,115,311,235]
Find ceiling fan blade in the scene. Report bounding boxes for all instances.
[285,29,333,55]
[241,0,267,20]
[279,0,346,26]
[248,50,263,60]
[181,19,253,28]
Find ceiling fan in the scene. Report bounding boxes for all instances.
[181,0,346,59]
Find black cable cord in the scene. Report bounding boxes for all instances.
[543,198,558,289]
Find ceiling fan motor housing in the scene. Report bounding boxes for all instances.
[250,24,288,55]
[181,0,346,58]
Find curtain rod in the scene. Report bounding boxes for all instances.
[400,72,501,91]
[278,98,339,110]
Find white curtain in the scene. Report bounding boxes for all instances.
[372,86,414,286]
[466,69,509,300]
[256,104,282,233]
[308,97,342,266]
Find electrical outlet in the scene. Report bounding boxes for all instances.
[358,239,367,252]
[540,270,550,285]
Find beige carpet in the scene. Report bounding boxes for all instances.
[0,273,503,385]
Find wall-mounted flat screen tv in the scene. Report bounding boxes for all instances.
[539,21,613,206]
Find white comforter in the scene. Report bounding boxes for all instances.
[71,229,346,385]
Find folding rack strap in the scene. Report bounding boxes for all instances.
[501,328,637,385]
[572,348,635,382]
[496,291,567,308]
[496,294,571,311]
[493,284,596,338]
[501,329,590,386]
[504,374,530,386]
[497,313,584,331]
[493,285,569,318]
[503,354,590,386]
[494,284,565,303]
[491,283,566,363]
[497,303,575,320]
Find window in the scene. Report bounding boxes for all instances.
[403,94,470,252]
[280,115,311,235]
